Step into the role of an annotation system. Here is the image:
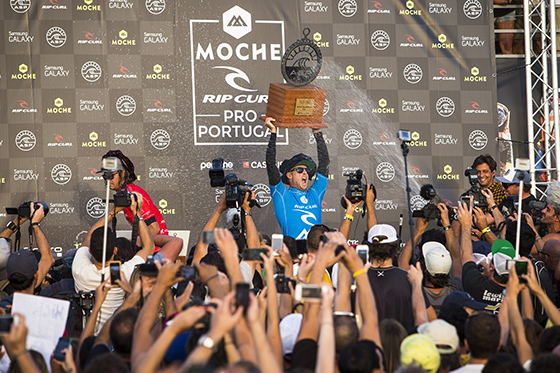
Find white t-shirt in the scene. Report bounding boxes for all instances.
[450,364,484,373]
[72,246,144,334]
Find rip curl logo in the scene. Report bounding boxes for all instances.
[116,95,136,116]
[86,197,105,218]
[150,129,170,150]
[15,130,36,151]
[213,66,257,92]
[11,0,31,13]
[46,27,67,48]
[146,0,165,15]
[51,164,72,185]
[300,196,308,204]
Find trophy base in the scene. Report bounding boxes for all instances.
[261,83,327,128]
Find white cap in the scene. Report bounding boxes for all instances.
[279,313,302,355]
[493,252,511,276]
[422,242,452,276]
[418,319,459,354]
[367,224,398,243]
[495,167,530,184]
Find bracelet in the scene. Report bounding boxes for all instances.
[245,212,252,216]
[491,205,498,211]
[10,349,28,361]
[536,235,542,241]
[6,221,17,231]
[481,227,491,235]
[30,222,40,227]
[443,225,451,231]
[352,269,366,278]
[344,214,354,221]
[204,273,219,285]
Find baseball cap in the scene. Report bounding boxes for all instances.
[279,313,302,356]
[422,242,452,276]
[96,156,125,174]
[368,224,398,243]
[400,334,440,373]
[495,167,530,184]
[491,239,516,276]
[441,291,487,311]
[0,239,11,281]
[418,319,459,354]
[6,249,38,280]
[279,153,317,183]
[472,253,491,267]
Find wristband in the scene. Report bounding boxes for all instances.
[352,269,366,278]
[245,212,252,216]
[481,227,490,235]
[10,350,28,361]
[6,221,16,231]
[30,222,40,228]
[344,214,354,221]
[443,225,451,231]
[491,204,498,211]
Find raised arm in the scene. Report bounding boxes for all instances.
[315,285,336,373]
[262,249,283,365]
[457,199,474,265]
[131,193,155,261]
[29,203,55,285]
[408,262,429,326]
[523,257,560,325]
[192,193,227,264]
[398,217,428,270]
[505,265,533,365]
[437,203,462,278]
[339,196,363,239]
[265,118,282,186]
[366,184,378,230]
[314,130,329,177]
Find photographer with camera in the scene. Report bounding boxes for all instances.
[72,192,155,333]
[264,117,330,240]
[99,150,177,261]
[0,203,54,312]
[466,155,507,214]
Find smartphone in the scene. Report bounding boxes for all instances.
[53,336,71,362]
[356,245,369,264]
[272,234,284,252]
[235,283,250,313]
[515,261,528,282]
[202,230,215,245]
[0,316,14,335]
[242,248,268,261]
[179,265,197,281]
[108,261,121,286]
[295,284,322,302]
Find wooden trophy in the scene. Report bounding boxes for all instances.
[260,28,327,128]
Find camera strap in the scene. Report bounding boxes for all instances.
[131,215,139,247]
[14,216,21,252]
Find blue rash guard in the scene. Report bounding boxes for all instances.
[270,173,328,239]
[266,131,330,239]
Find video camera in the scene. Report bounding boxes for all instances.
[464,169,489,208]
[412,184,453,223]
[209,158,259,209]
[340,169,376,208]
[5,201,49,218]
[501,197,546,224]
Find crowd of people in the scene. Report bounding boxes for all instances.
[0,137,558,373]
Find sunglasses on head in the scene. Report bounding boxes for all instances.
[291,166,309,174]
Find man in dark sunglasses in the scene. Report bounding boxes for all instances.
[264,117,330,240]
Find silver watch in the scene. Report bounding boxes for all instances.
[197,334,216,350]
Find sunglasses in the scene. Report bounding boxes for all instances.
[291,167,309,174]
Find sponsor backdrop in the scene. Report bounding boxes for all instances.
[0,0,497,252]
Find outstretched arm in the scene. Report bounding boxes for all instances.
[265,118,282,186]
[314,130,329,177]
[192,193,227,264]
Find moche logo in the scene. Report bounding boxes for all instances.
[223,5,252,39]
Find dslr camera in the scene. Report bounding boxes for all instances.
[464,169,489,208]
[209,158,259,209]
[412,184,453,223]
[6,201,49,218]
[340,169,376,208]
[113,187,136,207]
